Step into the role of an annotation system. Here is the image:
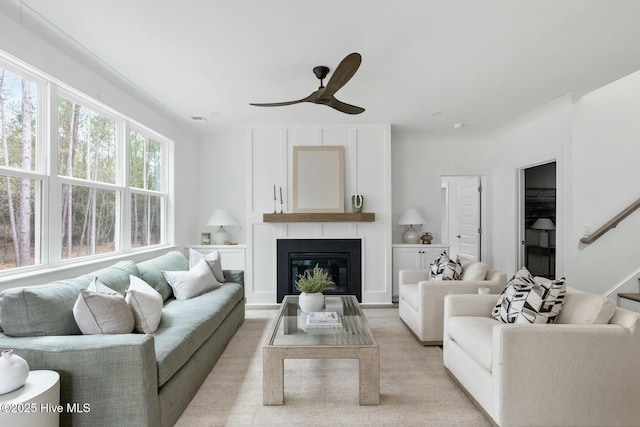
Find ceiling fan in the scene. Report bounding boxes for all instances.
[250,52,365,115]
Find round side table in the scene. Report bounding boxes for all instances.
[0,370,60,427]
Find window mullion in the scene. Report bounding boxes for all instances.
[121,122,131,251]
[57,176,123,192]
[46,83,61,266]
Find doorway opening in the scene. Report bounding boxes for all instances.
[520,162,557,278]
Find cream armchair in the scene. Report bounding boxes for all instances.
[398,261,507,345]
[443,288,640,426]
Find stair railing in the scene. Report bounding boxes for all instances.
[603,265,640,298]
[580,198,640,245]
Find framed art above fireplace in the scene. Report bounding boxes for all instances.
[292,146,344,213]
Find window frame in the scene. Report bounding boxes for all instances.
[0,50,173,277]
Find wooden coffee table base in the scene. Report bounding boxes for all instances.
[263,345,380,405]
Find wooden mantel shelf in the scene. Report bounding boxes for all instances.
[263,212,375,223]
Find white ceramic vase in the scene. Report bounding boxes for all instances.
[298,292,325,313]
[0,349,30,394]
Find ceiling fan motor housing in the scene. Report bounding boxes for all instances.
[313,66,330,80]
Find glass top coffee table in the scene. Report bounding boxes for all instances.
[263,295,379,405]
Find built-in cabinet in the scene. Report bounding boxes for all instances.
[246,124,392,305]
[392,244,449,302]
[184,245,246,271]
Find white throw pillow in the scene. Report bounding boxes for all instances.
[73,279,135,334]
[125,275,163,334]
[189,248,225,283]
[461,261,488,281]
[87,276,121,296]
[163,258,221,300]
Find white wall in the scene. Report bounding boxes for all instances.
[391,131,492,257]
[245,124,392,305]
[490,97,573,280]
[571,70,640,293]
[490,71,640,295]
[197,130,247,244]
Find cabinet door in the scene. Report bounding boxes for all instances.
[418,247,446,269]
[186,246,246,271]
[392,248,422,301]
[217,249,245,270]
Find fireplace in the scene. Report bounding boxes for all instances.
[276,238,362,303]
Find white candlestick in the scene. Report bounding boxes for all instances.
[279,187,283,204]
[273,184,276,200]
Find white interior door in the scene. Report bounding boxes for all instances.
[456,176,481,261]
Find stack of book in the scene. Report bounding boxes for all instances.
[305,311,342,329]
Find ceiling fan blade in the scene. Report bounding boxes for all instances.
[322,53,362,97]
[250,92,316,107]
[326,96,365,115]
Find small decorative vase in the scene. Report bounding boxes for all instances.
[298,292,325,313]
[420,232,433,245]
[0,349,30,395]
[351,194,364,213]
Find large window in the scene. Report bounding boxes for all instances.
[0,53,171,273]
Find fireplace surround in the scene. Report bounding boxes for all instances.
[276,238,362,303]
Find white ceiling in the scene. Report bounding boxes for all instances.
[16,0,640,136]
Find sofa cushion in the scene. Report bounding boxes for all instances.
[163,258,221,300]
[492,268,566,324]
[189,248,225,283]
[125,275,163,334]
[461,261,488,281]
[448,316,497,372]
[78,260,140,296]
[73,280,135,335]
[0,260,139,337]
[137,250,189,301]
[153,282,244,386]
[429,252,462,280]
[557,288,616,324]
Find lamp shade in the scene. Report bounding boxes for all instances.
[207,209,236,245]
[531,218,555,230]
[398,208,425,225]
[206,209,237,227]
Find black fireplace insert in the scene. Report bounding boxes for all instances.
[276,238,361,303]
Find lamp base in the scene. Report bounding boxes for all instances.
[402,225,420,244]
[539,230,549,248]
[212,227,230,245]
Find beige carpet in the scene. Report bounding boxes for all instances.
[175,308,490,427]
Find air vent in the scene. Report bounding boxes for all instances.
[190,116,207,121]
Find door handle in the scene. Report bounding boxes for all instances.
[456,235,461,239]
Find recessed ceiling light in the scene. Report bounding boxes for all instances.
[431,112,442,117]
[190,116,208,121]
[453,123,464,129]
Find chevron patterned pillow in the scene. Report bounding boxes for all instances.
[492,267,566,324]
[428,252,463,281]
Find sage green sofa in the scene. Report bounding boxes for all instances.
[0,250,245,427]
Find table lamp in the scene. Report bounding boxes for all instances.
[398,208,426,244]
[207,209,236,245]
[531,218,555,248]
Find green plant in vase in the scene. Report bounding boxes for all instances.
[295,264,336,313]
